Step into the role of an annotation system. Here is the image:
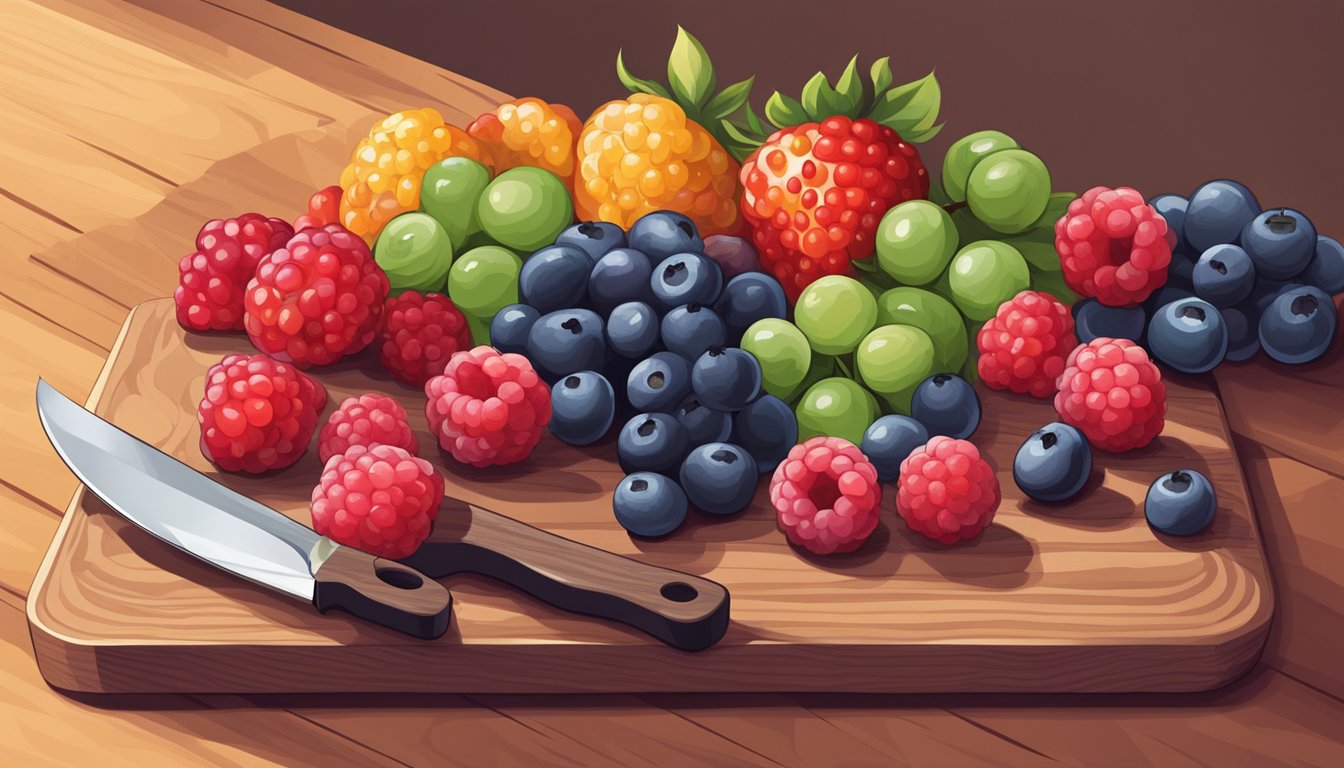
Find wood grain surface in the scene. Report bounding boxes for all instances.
[28,299,1272,694]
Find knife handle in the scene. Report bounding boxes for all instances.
[404,499,730,651]
[313,546,453,639]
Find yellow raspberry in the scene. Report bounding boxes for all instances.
[467,98,582,188]
[574,94,741,235]
[338,108,491,244]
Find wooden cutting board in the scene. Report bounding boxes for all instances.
[26,298,1272,694]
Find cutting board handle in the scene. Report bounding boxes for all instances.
[313,544,453,640]
[405,498,730,651]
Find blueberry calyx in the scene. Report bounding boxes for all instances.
[577,222,604,239]
[561,318,583,334]
[932,373,954,387]
[707,346,726,357]
[1266,210,1297,234]
[1039,430,1058,449]
[682,399,702,413]
[1210,259,1228,275]
[711,449,738,464]
[686,303,702,313]
[676,220,694,237]
[564,375,582,389]
[647,371,666,389]
[664,262,688,285]
[1290,294,1319,316]
[630,478,649,492]
[636,419,657,437]
[1165,470,1192,492]
[1179,305,1206,322]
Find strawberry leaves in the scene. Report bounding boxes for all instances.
[760,60,943,144]
[616,50,670,100]
[667,27,715,111]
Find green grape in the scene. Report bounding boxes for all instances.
[948,240,1030,321]
[373,212,454,294]
[794,275,878,355]
[420,157,491,247]
[741,318,811,400]
[855,325,935,414]
[447,245,523,319]
[942,130,1019,202]
[1029,268,1080,305]
[875,200,957,285]
[876,286,969,373]
[477,167,573,252]
[794,377,879,445]
[785,352,836,405]
[966,149,1051,235]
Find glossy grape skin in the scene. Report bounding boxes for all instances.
[947,241,1030,321]
[741,318,811,400]
[794,276,878,355]
[875,200,957,285]
[965,149,1051,234]
[477,167,573,252]
[942,130,1019,203]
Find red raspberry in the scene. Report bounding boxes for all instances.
[977,290,1077,398]
[896,436,1000,544]
[310,444,444,559]
[1055,186,1172,307]
[175,214,294,331]
[318,393,419,464]
[379,292,474,386]
[244,224,390,367]
[197,353,327,473]
[425,347,551,467]
[770,436,881,555]
[1054,337,1166,453]
[294,185,342,232]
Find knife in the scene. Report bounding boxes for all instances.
[36,380,453,640]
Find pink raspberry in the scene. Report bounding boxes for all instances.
[317,393,419,464]
[425,346,552,468]
[175,214,294,331]
[1056,186,1172,307]
[770,436,881,555]
[977,290,1077,398]
[197,353,327,473]
[896,436,1000,544]
[1054,337,1166,453]
[379,292,474,386]
[310,444,443,559]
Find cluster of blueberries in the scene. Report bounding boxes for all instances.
[490,211,798,537]
[1074,179,1342,373]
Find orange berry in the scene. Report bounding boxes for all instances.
[467,97,582,187]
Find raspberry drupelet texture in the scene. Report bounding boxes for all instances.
[1054,337,1166,452]
[244,224,390,367]
[468,97,583,186]
[425,346,552,467]
[977,290,1077,398]
[317,393,419,464]
[378,291,473,386]
[740,116,929,300]
[294,185,343,232]
[197,353,327,473]
[770,436,881,555]
[175,214,294,332]
[310,444,444,559]
[896,436,1000,544]
[1055,186,1172,307]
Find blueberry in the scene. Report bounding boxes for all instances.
[691,347,762,412]
[627,351,692,412]
[628,210,704,263]
[1241,208,1317,280]
[673,397,732,445]
[1142,285,1195,320]
[617,413,689,475]
[1148,193,1189,249]
[1166,250,1197,292]
[1222,302,1261,362]
[490,303,540,355]
[526,308,606,380]
[613,472,688,537]
[606,301,661,359]
[556,221,627,265]
[1074,299,1146,343]
[702,234,761,280]
[1184,180,1261,252]
[731,395,798,473]
[548,371,616,446]
[679,442,757,516]
[518,245,591,313]
[910,374,980,440]
[1145,470,1216,536]
[1193,244,1256,307]
[650,253,723,311]
[661,304,726,361]
[1303,235,1344,295]
[1146,297,1228,373]
[713,272,788,344]
[860,415,928,483]
[1013,422,1091,502]
[1250,279,1300,315]
[588,247,654,315]
[1258,285,1337,364]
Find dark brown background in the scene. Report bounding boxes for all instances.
[273,0,1344,235]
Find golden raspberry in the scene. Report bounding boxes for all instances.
[338,108,491,244]
[468,98,582,186]
[574,94,741,236]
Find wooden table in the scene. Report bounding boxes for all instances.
[1,1,1341,764]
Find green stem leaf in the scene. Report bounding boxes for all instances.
[667,26,716,111]
[765,91,809,129]
[832,56,863,119]
[704,76,755,120]
[616,49,669,99]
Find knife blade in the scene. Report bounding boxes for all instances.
[36,379,452,639]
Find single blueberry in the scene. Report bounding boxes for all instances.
[526,308,606,380]
[1145,469,1216,536]
[606,301,661,359]
[1141,284,1195,321]
[1303,235,1344,295]
[628,211,704,263]
[1147,297,1228,373]
[1241,208,1317,280]
[1074,299,1146,343]
[490,303,540,355]
[1258,285,1337,364]
[691,347,762,412]
[861,415,929,483]
[679,442,758,516]
[731,395,798,473]
[556,221,627,265]
[1013,422,1092,502]
[673,397,732,446]
[518,245,591,313]
[1221,302,1261,362]
[1166,249,1197,292]
[713,272,789,344]
[910,374,980,440]
[588,247,654,314]
[612,472,688,538]
[617,413,690,475]
[1193,243,1256,307]
[626,351,692,413]
[549,371,616,446]
[661,304,727,361]
[1148,193,1189,250]
[650,253,723,311]
[1184,180,1261,252]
